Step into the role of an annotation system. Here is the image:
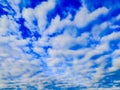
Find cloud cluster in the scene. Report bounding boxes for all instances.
[0,0,120,89]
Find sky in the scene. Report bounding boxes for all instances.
[0,0,120,90]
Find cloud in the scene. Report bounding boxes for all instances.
[0,0,120,89]
[34,0,55,31]
[74,6,108,28]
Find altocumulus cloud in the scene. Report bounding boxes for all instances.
[0,0,120,89]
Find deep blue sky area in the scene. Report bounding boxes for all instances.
[0,0,120,89]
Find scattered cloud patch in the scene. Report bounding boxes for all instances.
[0,0,120,89]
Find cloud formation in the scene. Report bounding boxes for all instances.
[0,0,120,89]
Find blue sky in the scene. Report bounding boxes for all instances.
[0,0,120,89]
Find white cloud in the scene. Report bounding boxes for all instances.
[91,21,109,41]
[0,15,19,35]
[0,0,120,89]
[34,0,55,32]
[101,32,120,43]
[74,6,108,28]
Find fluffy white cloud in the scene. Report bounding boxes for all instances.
[34,0,55,32]
[0,0,120,89]
[74,6,108,28]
